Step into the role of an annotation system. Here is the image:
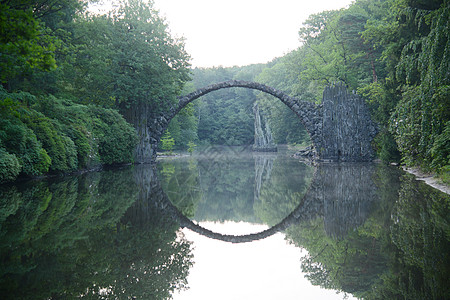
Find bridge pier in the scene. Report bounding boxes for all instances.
[318,83,377,161]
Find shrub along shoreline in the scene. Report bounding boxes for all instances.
[0,88,138,184]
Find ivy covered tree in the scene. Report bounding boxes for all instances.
[389,0,449,171]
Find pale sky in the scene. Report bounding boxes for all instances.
[153,0,354,67]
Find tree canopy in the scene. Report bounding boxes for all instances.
[0,0,191,182]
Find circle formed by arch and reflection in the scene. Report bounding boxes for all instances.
[158,169,317,243]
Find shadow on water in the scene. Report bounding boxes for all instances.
[0,153,449,299]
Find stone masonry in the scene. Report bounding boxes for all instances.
[140,80,377,162]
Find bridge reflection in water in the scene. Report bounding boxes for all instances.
[2,156,448,299]
[123,156,449,299]
[128,159,380,243]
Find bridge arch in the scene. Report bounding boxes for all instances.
[145,80,376,162]
[157,80,320,155]
[173,80,316,122]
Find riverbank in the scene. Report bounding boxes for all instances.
[403,167,450,195]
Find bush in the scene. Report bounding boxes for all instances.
[19,131,51,176]
[27,115,75,172]
[0,118,51,176]
[69,126,93,168]
[0,148,21,183]
[88,107,138,165]
[160,131,175,153]
[34,97,137,166]
[0,89,138,180]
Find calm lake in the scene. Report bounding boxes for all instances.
[0,146,449,299]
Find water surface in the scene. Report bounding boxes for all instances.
[0,146,449,299]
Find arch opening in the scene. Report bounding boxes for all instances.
[155,80,318,160]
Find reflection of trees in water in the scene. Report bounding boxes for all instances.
[158,154,315,226]
[155,154,315,243]
[254,154,313,226]
[384,174,450,299]
[181,155,257,222]
[0,166,194,299]
[157,159,202,219]
[5,159,445,299]
[286,164,450,299]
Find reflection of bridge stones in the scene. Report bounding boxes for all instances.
[125,163,379,243]
[298,163,379,239]
[166,169,318,243]
[123,164,316,243]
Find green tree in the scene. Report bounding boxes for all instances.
[0,3,56,84]
[161,131,175,154]
[58,0,191,161]
[187,141,197,155]
[390,1,449,171]
[0,0,85,91]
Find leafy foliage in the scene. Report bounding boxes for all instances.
[0,148,21,184]
[57,0,190,111]
[390,1,450,170]
[0,0,189,180]
[187,141,197,155]
[0,88,137,181]
[161,131,175,153]
[0,3,57,83]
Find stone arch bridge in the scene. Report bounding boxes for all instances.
[136,80,377,162]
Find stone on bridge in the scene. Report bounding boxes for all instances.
[318,82,377,162]
[131,80,377,163]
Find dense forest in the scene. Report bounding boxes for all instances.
[0,0,190,183]
[189,0,449,180]
[1,0,449,183]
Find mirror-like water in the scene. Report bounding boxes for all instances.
[0,146,449,299]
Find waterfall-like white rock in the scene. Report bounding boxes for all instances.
[253,102,277,152]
